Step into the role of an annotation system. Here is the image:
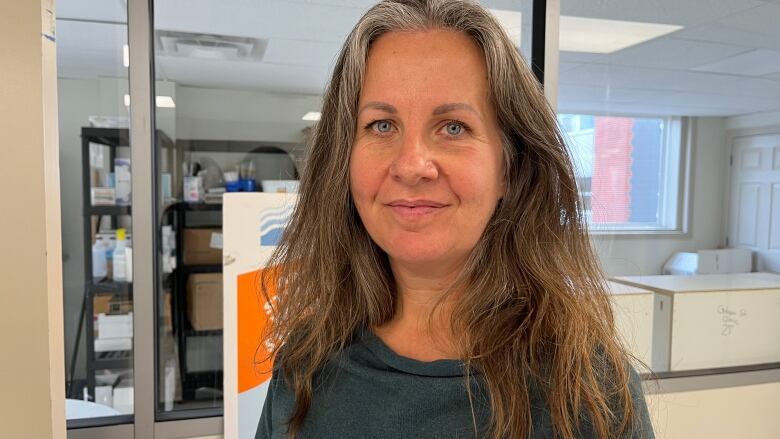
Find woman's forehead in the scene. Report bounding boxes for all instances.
[360,29,491,112]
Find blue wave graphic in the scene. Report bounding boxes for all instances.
[259,203,293,247]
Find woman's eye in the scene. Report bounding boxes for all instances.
[372,120,393,134]
[444,122,464,136]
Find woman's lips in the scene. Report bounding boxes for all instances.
[385,200,449,220]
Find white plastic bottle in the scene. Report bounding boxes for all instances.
[113,228,128,282]
[92,236,107,281]
[125,239,133,283]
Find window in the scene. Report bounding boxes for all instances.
[559,114,684,232]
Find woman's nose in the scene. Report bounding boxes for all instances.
[389,133,439,185]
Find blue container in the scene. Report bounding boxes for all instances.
[225,180,241,192]
[240,178,257,192]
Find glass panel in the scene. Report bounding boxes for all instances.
[152,0,534,418]
[558,0,780,375]
[58,0,135,425]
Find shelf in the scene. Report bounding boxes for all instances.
[178,202,223,212]
[88,281,132,298]
[82,127,130,147]
[179,264,222,275]
[178,138,295,154]
[185,329,223,337]
[94,350,133,370]
[87,205,131,216]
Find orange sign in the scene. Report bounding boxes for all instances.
[237,269,276,393]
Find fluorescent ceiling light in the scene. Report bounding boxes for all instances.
[155,96,176,108]
[489,9,523,47]
[123,94,176,108]
[302,112,321,121]
[123,44,129,67]
[559,16,682,54]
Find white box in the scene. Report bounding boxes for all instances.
[613,273,780,372]
[97,312,133,339]
[94,337,132,352]
[183,175,203,202]
[113,386,134,414]
[90,187,116,206]
[607,281,657,370]
[114,158,131,205]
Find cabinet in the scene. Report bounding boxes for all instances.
[613,272,780,372]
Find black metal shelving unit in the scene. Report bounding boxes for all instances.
[167,201,224,400]
[79,128,134,400]
[76,127,172,401]
[162,140,299,402]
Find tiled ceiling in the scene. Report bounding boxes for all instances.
[56,0,780,117]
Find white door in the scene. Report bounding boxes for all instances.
[729,133,780,272]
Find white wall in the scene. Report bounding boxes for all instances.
[594,117,729,276]
[0,0,65,436]
[725,110,780,131]
[647,381,780,439]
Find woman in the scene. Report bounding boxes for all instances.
[257,0,654,437]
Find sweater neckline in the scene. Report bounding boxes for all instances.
[358,329,480,378]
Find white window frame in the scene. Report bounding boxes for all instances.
[559,114,689,235]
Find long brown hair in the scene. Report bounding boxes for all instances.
[260,0,645,437]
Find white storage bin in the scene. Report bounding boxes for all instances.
[613,272,780,372]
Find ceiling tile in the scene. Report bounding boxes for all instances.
[263,39,341,68]
[692,49,780,76]
[56,20,127,52]
[157,56,329,94]
[560,0,764,27]
[715,3,780,37]
[155,0,364,43]
[606,38,750,70]
[57,0,127,22]
[673,23,780,51]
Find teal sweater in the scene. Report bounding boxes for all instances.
[256,330,654,438]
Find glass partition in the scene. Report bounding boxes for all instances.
[57,0,135,427]
[558,0,780,376]
[151,0,535,419]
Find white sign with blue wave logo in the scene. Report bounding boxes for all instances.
[223,192,297,439]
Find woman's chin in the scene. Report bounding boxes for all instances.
[385,245,462,270]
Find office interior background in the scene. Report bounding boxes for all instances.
[2,0,780,438]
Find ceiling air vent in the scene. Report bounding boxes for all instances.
[156,30,267,62]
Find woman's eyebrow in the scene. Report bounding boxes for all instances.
[432,103,483,121]
[358,101,397,115]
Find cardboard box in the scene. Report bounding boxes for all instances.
[161,291,173,333]
[187,273,223,330]
[94,294,132,316]
[94,294,112,315]
[183,228,223,265]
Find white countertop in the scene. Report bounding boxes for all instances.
[612,272,780,294]
[606,280,653,296]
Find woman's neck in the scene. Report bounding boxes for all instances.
[372,258,464,361]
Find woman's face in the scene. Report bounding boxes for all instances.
[350,29,506,272]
